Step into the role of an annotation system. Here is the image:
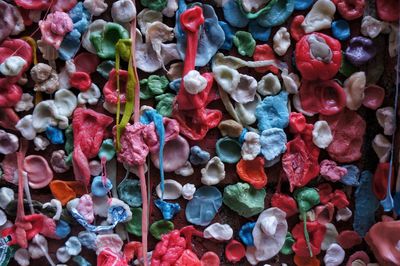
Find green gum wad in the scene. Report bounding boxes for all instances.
[98,139,116,161]
[140,0,167,11]
[294,187,320,213]
[64,125,73,166]
[90,23,129,59]
[280,232,295,255]
[140,75,169,100]
[156,93,175,117]
[223,182,266,218]
[294,187,320,257]
[126,207,142,236]
[150,220,174,240]
[233,31,256,57]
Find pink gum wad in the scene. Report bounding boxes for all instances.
[39,11,73,49]
[72,108,113,186]
[143,117,179,153]
[151,230,187,266]
[365,221,400,265]
[320,159,348,182]
[116,117,180,165]
[321,108,366,163]
[115,123,149,166]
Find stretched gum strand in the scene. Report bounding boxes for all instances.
[115,40,136,152]
[16,140,29,221]
[115,43,122,151]
[21,36,43,105]
[129,2,149,264]
[9,0,54,59]
[384,15,400,211]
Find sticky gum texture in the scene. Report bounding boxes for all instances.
[0,0,398,265]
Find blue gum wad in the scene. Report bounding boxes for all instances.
[393,192,400,216]
[219,21,235,50]
[189,146,210,165]
[255,91,289,132]
[186,186,222,226]
[46,126,64,144]
[169,79,181,93]
[294,0,313,10]
[248,20,271,42]
[59,2,91,60]
[353,171,380,237]
[69,2,91,34]
[216,137,242,164]
[332,20,351,41]
[98,139,116,161]
[223,0,249,28]
[117,178,142,207]
[73,256,92,266]
[340,165,360,186]
[223,0,294,28]
[239,128,248,144]
[239,221,256,246]
[55,220,71,238]
[78,231,97,250]
[260,128,287,161]
[155,199,180,220]
[223,182,266,218]
[256,0,295,27]
[91,176,113,197]
[97,60,115,79]
[175,3,225,67]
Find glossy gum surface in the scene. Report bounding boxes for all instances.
[295,33,342,81]
[0,1,398,266]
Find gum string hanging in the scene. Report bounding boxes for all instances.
[129,1,149,264]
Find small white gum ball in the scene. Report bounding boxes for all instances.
[0,56,26,77]
[16,115,37,140]
[324,243,345,266]
[204,223,233,241]
[111,0,137,23]
[182,183,196,200]
[257,73,281,96]
[200,156,226,185]
[273,27,291,56]
[344,72,366,110]
[312,120,333,149]
[183,70,208,95]
[302,0,336,33]
[155,179,182,200]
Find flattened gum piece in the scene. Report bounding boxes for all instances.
[236,157,267,189]
[23,155,53,189]
[362,85,385,110]
[50,180,86,205]
[322,109,366,163]
[365,221,400,265]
